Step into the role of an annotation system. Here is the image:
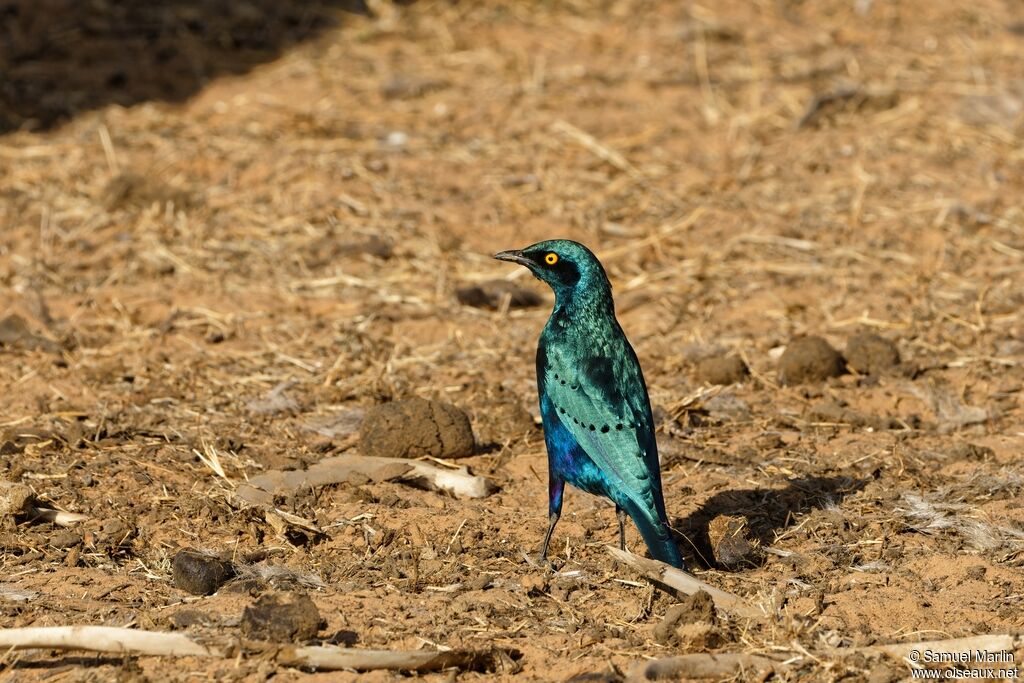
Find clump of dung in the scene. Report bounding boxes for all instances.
[845,332,900,375]
[777,336,845,385]
[360,397,475,459]
[695,354,749,385]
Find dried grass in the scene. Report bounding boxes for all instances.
[1,0,1023,679]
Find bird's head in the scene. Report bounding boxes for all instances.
[493,239,610,302]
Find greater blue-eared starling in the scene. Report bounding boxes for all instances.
[495,240,684,568]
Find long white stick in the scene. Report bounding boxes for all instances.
[236,454,495,508]
[0,626,213,657]
[0,626,508,673]
[606,547,763,619]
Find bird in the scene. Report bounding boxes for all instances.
[494,239,684,568]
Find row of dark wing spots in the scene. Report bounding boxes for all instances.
[555,404,632,432]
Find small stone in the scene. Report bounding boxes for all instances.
[49,530,82,549]
[777,336,845,385]
[172,549,233,596]
[695,355,749,385]
[707,515,761,569]
[468,574,492,591]
[360,397,475,459]
[241,591,322,642]
[754,433,784,450]
[0,314,59,352]
[170,609,212,629]
[964,565,987,581]
[845,333,900,375]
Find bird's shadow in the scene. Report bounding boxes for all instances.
[670,475,868,570]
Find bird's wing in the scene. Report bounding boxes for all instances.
[541,342,662,514]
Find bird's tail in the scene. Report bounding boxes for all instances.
[623,500,684,569]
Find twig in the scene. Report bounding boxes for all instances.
[862,633,1024,661]
[549,119,684,208]
[626,651,780,681]
[234,454,497,508]
[277,644,511,672]
[550,120,645,181]
[0,626,213,658]
[0,626,516,673]
[606,547,763,619]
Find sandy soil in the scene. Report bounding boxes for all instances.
[2,0,1023,680]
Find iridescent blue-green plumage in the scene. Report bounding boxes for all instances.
[495,240,683,568]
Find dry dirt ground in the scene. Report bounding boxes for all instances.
[2,0,1024,681]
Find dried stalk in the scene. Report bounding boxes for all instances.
[626,652,779,681]
[0,626,513,673]
[235,454,496,508]
[0,626,213,658]
[606,547,763,619]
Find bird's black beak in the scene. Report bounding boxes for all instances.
[493,249,533,268]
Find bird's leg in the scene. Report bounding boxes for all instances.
[616,505,627,551]
[539,476,565,566]
[616,505,628,551]
[539,511,560,565]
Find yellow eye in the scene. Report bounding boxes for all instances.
[545,252,559,265]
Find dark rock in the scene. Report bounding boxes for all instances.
[0,314,59,352]
[99,517,135,545]
[964,565,986,581]
[845,333,900,375]
[170,609,212,629]
[241,591,322,642]
[360,397,475,459]
[778,336,845,385]
[707,514,762,569]
[172,549,233,596]
[456,280,544,310]
[695,354,749,385]
[49,530,82,549]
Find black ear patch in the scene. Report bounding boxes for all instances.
[552,258,581,287]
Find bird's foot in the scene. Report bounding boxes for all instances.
[536,555,559,572]
[523,550,558,571]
